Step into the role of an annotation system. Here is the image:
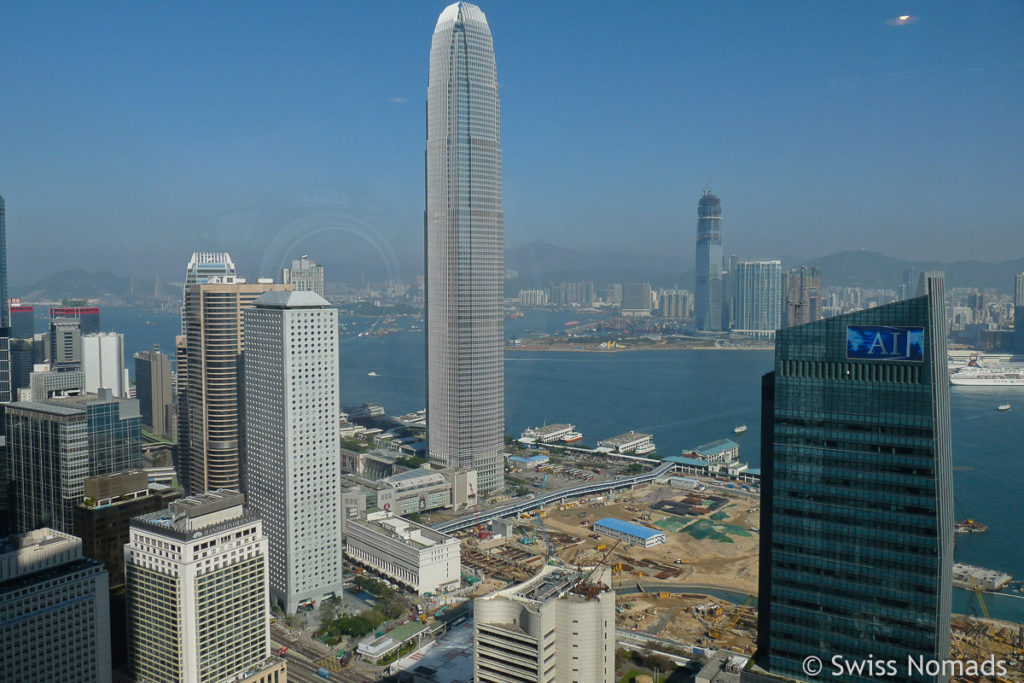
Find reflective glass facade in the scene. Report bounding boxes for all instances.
[426,2,504,493]
[695,192,722,331]
[755,275,953,682]
[735,259,782,332]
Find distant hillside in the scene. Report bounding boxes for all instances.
[16,269,132,300]
[805,251,1024,291]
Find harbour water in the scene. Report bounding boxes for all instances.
[99,306,1024,620]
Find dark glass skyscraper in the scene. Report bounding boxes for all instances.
[750,273,953,683]
[0,195,10,404]
[695,191,723,331]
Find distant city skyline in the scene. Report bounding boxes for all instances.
[2,3,1023,283]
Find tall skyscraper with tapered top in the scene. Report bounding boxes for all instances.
[0,195,10,404]
[426,2,504,494]
[695,191,723,331]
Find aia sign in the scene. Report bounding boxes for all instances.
[846,325,924,361]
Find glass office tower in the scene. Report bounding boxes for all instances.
[695,191,723,331]
[425,2,504,493]
[750,273,953,683]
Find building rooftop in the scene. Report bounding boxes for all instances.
[598,431,652,447]
[381,468,448,490]
[356,512,456,550]
[133,490,251,541]
[0,528,83,581]
[8,400,86,417]
[595,517,665,540]
[697,650,749,683]
[665,455,711,468]
[252,289,331,309]
[693,439,739,456]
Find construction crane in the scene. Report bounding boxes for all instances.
[535,474,555,556]
[468,482,488,539]
[971,576,990,619]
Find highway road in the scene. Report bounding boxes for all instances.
[270,626,370,683]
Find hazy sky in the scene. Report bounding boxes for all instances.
[2,1,1022,284]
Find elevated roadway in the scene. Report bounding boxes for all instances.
[433,461,675,534]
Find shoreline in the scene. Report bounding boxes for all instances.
[506,344,774,353]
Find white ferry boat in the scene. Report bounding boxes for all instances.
[949,367,1024,386]
[734,425,748,434]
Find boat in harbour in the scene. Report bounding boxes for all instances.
[955,519,988,534]
[998,404,1011,411]
[734,425,748,434]
[367,371,378,377]
[949,367,1024,386]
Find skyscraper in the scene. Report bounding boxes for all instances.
[82,331,127,396]
[783,265,822,328]
[747,273,952,683]
[695,191,723,331]
[426,2,504,494]
[183,280,292,494]
[134,345,174,439]
[0,528,111,682]
[280,256,325,296]
[49,306,100,335]
[7,390,141,533]
[126,490,282,683]
[0,195,10,404]
[243,290,344,614]
[1014,272,1024,354]
[735,259,783,334]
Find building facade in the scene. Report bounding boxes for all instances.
[425,2,505,494]
[345,511,460,595]
[1015,272,1024,354]
[474,565,615,683]
[735,259,783,334]
[48,315,82,371]
[183,280,292,493]
[695,191,723,331]
[750,273,953,683]
[0,528,111,682]
[82,331,126,396]
[10,305,33,341]
[243,290,344,614]
[7,392,141,533]
[126,490,272,683]
[72,470,181,589]
[621,282,653,316]
[49,306,100,335]
[783,266,822,328]
[134,345,174,439]
[280,256,325,296]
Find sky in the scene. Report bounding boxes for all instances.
[2,1,1023,285]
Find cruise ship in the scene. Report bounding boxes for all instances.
[520,423,583,444]
[949,366,1024,386]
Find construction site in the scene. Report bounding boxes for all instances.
[451,478,762,653]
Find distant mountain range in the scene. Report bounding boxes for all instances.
[12,246,1024,300]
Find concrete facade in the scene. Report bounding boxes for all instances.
[345,511,460,595]
[474,565,615,683]
[243,290,344,614]
[126,490,271,683]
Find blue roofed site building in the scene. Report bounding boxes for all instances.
[594,517,666,548]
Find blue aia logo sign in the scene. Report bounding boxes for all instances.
[846,326,924,361]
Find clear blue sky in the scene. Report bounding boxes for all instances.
[2,1,1022,284]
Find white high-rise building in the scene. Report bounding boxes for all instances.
[474,565,615,683]
[735,259,783,335]
[125,490,283,683]
[426,2,505,494]
[243,290,344,614]
[280,256,325,297]
[82,331,126,396]
[0,528,111,682]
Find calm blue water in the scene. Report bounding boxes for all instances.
[103,306,1024,619]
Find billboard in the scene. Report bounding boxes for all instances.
[847,325,924,361]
